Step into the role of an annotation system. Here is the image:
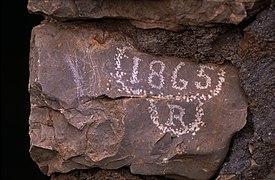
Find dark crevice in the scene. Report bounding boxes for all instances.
[237,1,272,36]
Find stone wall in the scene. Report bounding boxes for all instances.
[27,1,274,180]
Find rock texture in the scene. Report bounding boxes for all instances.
[27,0,269,31]
[29,21,247,179]
[217,4,275,180]
[51,168,168,180]
[27,0,275,180]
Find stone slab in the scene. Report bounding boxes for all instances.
[29,21,247,179]
[27,0,268,30]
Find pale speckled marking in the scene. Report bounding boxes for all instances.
[148,60,165,90]
[130,56,142,84]
[111,46,145,95]
[171,62,188,90]
[111,46,226,136]
[147,99,205,137]
[194,65,214,90]
[65,54,84,99]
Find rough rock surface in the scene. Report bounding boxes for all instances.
[27,0,269,31]
[29,21,247,180]
[217,4,275,180]
[51,168,169,180]
[27,1,275,180]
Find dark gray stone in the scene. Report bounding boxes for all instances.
[29,21,247,179]
[27,0,269,31]
[218,4,275,179]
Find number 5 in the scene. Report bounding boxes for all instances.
[194,65,214,89]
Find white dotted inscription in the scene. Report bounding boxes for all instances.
[148,60,165,90]
[166,104,186,127]
[130,56,142,84]
[148,99,205,137]
[194,65,214,89]
[112,46,145,95]
[171,62,188,90]
[111,46,227,136]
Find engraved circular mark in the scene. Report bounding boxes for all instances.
[148,99,205,137]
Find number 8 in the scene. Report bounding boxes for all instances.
[148,60,165,90]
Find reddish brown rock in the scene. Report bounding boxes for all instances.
[27,0,269,31]
[29,21,247,179]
